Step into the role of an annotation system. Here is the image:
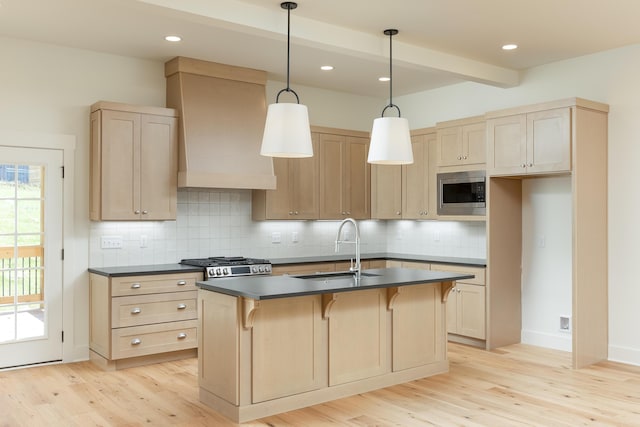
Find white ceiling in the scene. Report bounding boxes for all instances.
[2,0,640,98]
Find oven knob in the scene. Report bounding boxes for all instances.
[252,266,258,273]
[258,266,264,273]
[216,268,222,276]
[223,268,229,275]
[265,265,271,273]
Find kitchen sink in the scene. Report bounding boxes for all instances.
[294,271,381,280]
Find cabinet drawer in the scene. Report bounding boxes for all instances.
[111,319,197,360]
[430,264,485,285]
[111,272,201,296]
[112,291,198,328]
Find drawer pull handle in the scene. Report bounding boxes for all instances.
[177,333,187,339]
[131,283,141,289]
[131,308,141,315]
[131,338,142,346]
[177,280,187,286]
[177,304,187,310]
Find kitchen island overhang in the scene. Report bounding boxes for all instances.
[196,267,473,423]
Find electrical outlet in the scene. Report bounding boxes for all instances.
[271,232,281,244]
[101,235,123,249]
[559,315,571,332]
[291,231,299,243]
[140,235,148,248]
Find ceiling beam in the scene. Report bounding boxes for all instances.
[138,0,520,88]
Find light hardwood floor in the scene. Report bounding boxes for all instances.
[2,343,639,426]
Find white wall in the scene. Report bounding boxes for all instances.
[397,44,640,365]
[521,177,572,351]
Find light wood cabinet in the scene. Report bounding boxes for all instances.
[486,98,609,368]
[318,130,371,219]
[90,101,178,221]
[487,107,571,176]
[89,271,202,370]
[252,295,324,402]
[403,131,438,219]
[198,280,449,423]
[402,262,486,343]
[436,117,485,169]
[371,128,437,220]
[390,283,444,371]
[326,288,388,385]
[252,135,319,220]
[371,164,402,219]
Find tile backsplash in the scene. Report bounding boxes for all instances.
[89,189,486,267]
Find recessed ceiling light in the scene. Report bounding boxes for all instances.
[320,65,334,71]
[502,43,518,51]
[165,35,182,42]
[378,76,390,82]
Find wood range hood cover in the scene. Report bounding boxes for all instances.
[165,57,276,190]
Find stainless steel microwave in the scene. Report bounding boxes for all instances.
[437,170,486,216]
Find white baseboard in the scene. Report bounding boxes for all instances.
[608,345,640,367]
[521,329,572,352]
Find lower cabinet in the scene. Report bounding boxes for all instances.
[430,264,486,341]
[89,271,202,370]
[197,281,449,422]
[446,282,486,339]
[251,296,324,402]
[326,288,388,385]
[390,283,443,371]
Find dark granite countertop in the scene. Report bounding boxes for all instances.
[270,253,486,267]
[88,264,203,277]
[196,267,474,300]
[87,253,485,278]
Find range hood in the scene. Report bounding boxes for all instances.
[165,57,276,190]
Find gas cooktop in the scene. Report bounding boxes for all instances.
[180,257,272,279]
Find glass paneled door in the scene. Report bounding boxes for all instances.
[0,146,63,369]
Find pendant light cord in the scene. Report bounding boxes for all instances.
[381,29,401,118]
[276,2,300,104]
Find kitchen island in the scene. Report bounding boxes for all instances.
[196,267,473,423]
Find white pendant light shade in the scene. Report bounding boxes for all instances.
[261,102,313,158]
[368,28,413,165]
[368,116,413,164]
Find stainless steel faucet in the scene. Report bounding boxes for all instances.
[335,218,361,280]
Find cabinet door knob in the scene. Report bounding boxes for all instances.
[457,156,462,160]
[131,283,141,289]
[294,211,299,215]
[134,210,141,214]
[142,210,148,215]
[177,333,187,340]
[131,308,141,315]
[341,211,346,215]
[521,164,526,168]
[177,304,187,310]
[396,211,401,215]
[289,211,294,215]
[528,163,533,167]
[177,280,186,286]
[131,338,142,346]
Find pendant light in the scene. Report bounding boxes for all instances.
[368,29,413,165]
[260,1,313,158]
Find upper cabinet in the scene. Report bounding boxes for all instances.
[318,129,371,220]
[371,129,437,220]
[253,126,370,221]
[403,130,438,220]
[90,102,178,221]
[436,117,486,170]
[370,164,402,219]
[486,107,571,176]
[252,135,320,220]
